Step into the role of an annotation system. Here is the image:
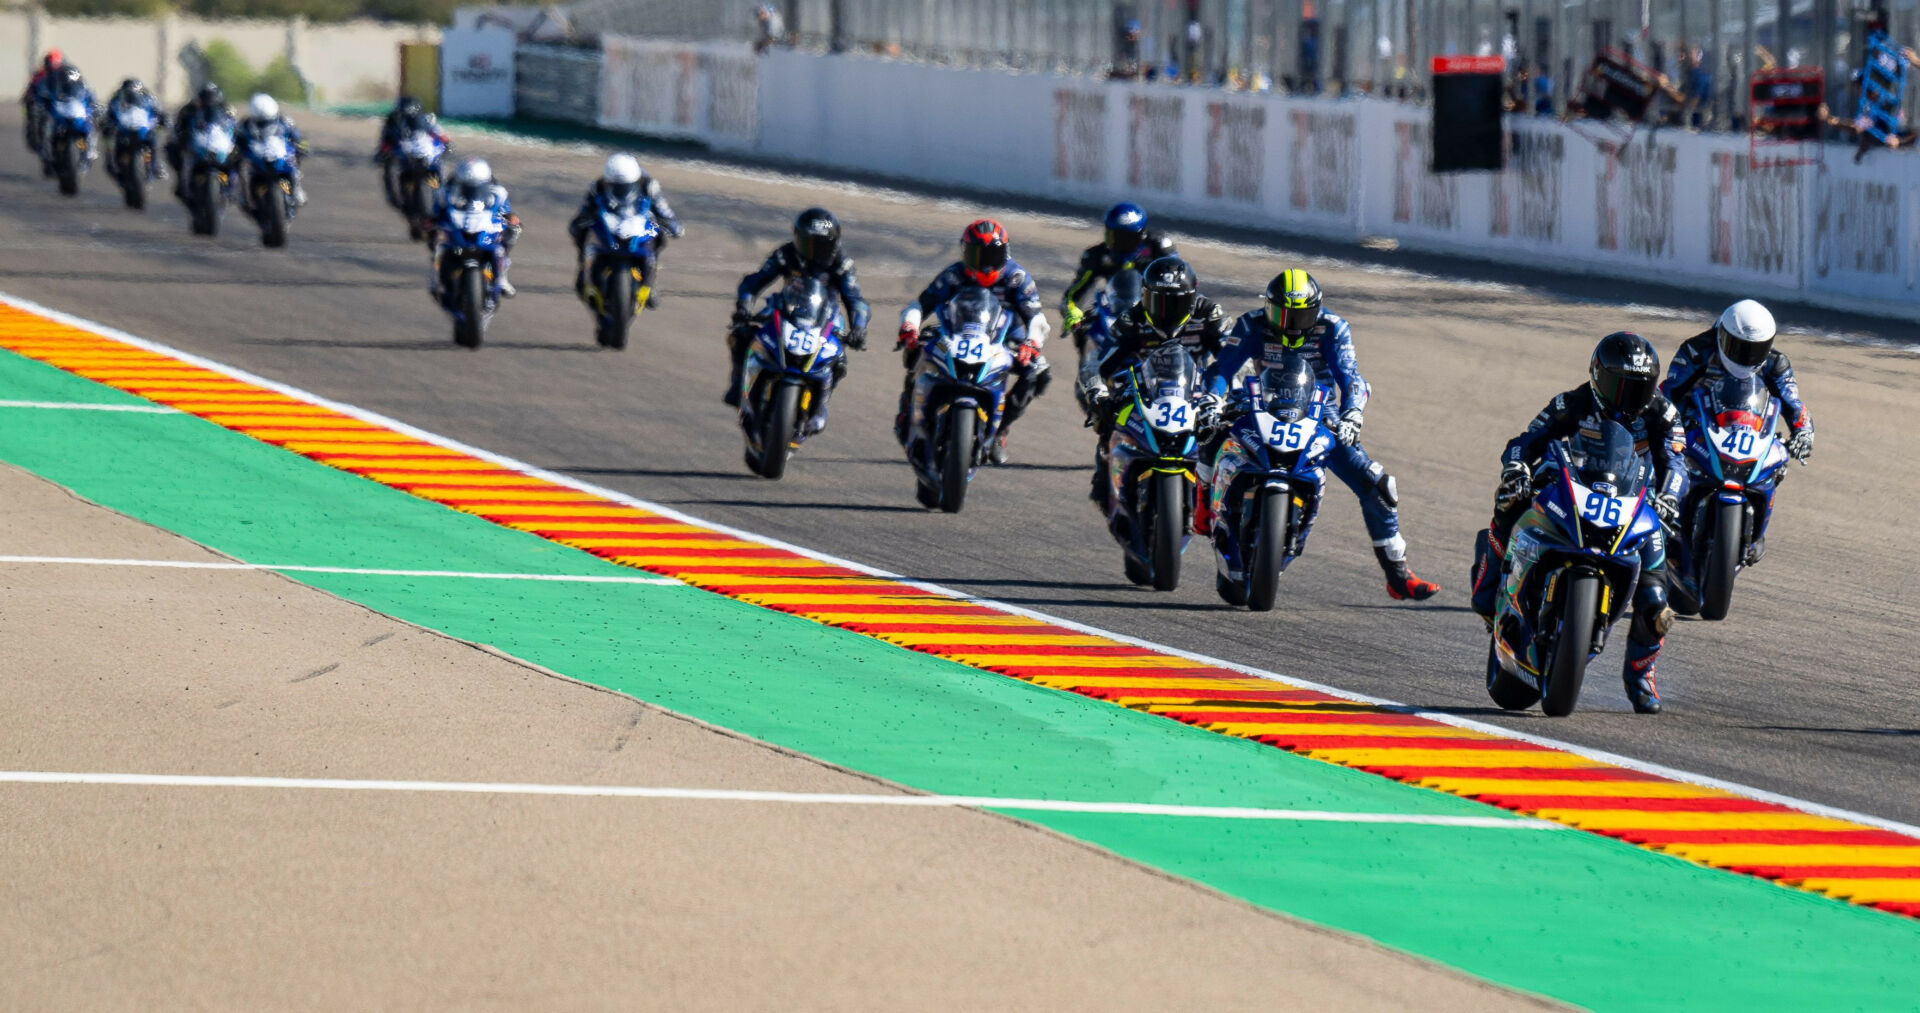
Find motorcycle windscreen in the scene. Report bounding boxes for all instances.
[941,287,1006,339]
[1706,372,1771,432]
[1569,420,1649,496]
[1139,343,1198,398]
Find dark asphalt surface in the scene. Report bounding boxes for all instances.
[4,109,1915,825]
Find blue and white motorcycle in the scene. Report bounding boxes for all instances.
[433,195,507,349]
[1666,372,1791,621]
[1203,355,1337,610]
[580,195,659,349]
[1072,267,1144,412]
[905,287,1016,513]
[240,126,299,248]
[740,278,846,479]
[394,128,447,241]
[42,92,94,197]
[1486,421,1664,716]
[105,103,160,208]
[183,120,236,237]
[1099,342,1200,590]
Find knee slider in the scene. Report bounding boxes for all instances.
[1632,582,1674,642]
[1366,461,1399,509]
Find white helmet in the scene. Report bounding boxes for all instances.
[247,93,278,122]
[455,157,493,187]
[1714,299,1776,379]
[603,152,641,184]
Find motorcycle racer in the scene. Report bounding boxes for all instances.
[104,79,167,179]
[21,50,65,151]
[895,219,1050,463]
[1060,202,1179,334]
[567,153,683,306]
[432,157,521,298]
[726,207,870,406]
[167,83,236,201]
[744,274,858,435]
[1469,331,1684,713]
[30,65,96,173]
[372,96,449,208]
[236,93,307,207]
[1201,270,1440,602]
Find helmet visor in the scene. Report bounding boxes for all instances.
[1594,369,1656,416]
[1717,325,1773,369]
[794,231,835,265]
[1268,302,1317,338]
[1143,289,1195,336]
[962,241,1008,282]
[1104,226,1145,253]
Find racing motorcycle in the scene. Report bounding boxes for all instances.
[105,103,160,209]
[183,120,236,237]
[1203,355,1337,611]
[393,129,447,241]
[739,278,845,479]
[1484,421,1663,716]
[904,288,1016,513]
[239,125,299,248]
[41,92,94,196]
[432,195,507,349]
[1072,268,1144,405]
[579,195,659,349]
[1098,342,1200,591]
[1665,372,1791,621]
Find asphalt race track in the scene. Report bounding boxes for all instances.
[4,108,1916,826]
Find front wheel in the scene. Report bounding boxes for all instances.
[1245,488,1287,611]
[56,139,80,196]
[120,148,146,209]
[1540,573,1601,717]
[194,172,223,237]
[453,266,485,349]
[1148,472,1186,592]
[939,412,975,514]
[261,183,288,248]
[1699,500,1744,622]
[600,266,635,350]
[757,382,801,479]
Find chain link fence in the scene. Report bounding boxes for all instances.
[552,0,1920,127]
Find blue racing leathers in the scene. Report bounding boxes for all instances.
[1205,308,1406,557]
[1660,329,1813,432]
[910,260,1043,342]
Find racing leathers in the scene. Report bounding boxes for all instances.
[1060,232,1179,335]
[374,108,449,207]
[566,176,684,300]
[236,113,307,206]
[166,101,236,198]
[1661,328,1814,445]
[1087,295,1229,505]
[1469,384,1687,702]
[728,242,870,405]
[1202,308,1431,589]
[734,285,854,433]
[430,182,521,298]
[895,260,1049,448]
[103,91,166,175]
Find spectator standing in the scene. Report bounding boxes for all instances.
[754,4,787,54]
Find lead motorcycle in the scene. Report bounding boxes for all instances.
[239,124,299,248]
[1203,354,1337,610]
[393,128,447,241]
[1485,421,1663,716]
[1097,342,1200,590]
[579,194,659,350]
[740,278,847,479]
[432,194,507,349]
[105,102,161,209]
[41,91,94,197]
[904,287,1016,513]
[1665,372,1791,621]
[183,120,236,237]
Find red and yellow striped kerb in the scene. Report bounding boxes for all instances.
[3,302,1916,920]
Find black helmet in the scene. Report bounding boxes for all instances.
[54,66,83,91]
[197,82,224,110]
[398,95,424,117]
[119,78,145,100]
[1263,269,1322,345]
[1140,256,1198,339]
[1589,331,1660,416]
[1260,352,1320,423]
[793,207,840,267]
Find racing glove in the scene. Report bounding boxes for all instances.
[1787,427,1814,462]
[1015,342,1038,367]
[1334,409,1364,446]
[1061,302,1085,329]
[1655,492,1682,527]
[845,326,867,351]
[896,322,919,351]
[1496,461,1531,510]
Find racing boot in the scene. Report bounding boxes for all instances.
[723,330,749,407]
[1744,535,1766,567]
[1191,481,1214,536]
[1623,653,1663,714]
[1377,545,1440,601]
[988,431,1010,465]
[1469,525,1502,624]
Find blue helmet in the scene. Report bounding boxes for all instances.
[1104,202,1148,253]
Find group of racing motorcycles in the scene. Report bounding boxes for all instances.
[20,52,308,244]
[709,195,1819,719]
[22,61,1823,718]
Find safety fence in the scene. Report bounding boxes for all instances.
[469,34,1917,322]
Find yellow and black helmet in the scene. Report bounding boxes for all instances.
[1263,269,1322,346]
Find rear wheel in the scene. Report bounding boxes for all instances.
[602,267,635,350]
[1148,472,1185,592]
[758,382,800,479]
[261,183,288,248]
[454,267,485,349]
[939,413,974,514]
[1245,489,1287,612]
[1700,501,1744,621]
[56,140,79,196]
[1540,573,1600,717]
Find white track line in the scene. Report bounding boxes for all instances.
[0,399,176,413]
[7,290,1918,840]
[0,554,682,585]
[0,770,1553,827]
